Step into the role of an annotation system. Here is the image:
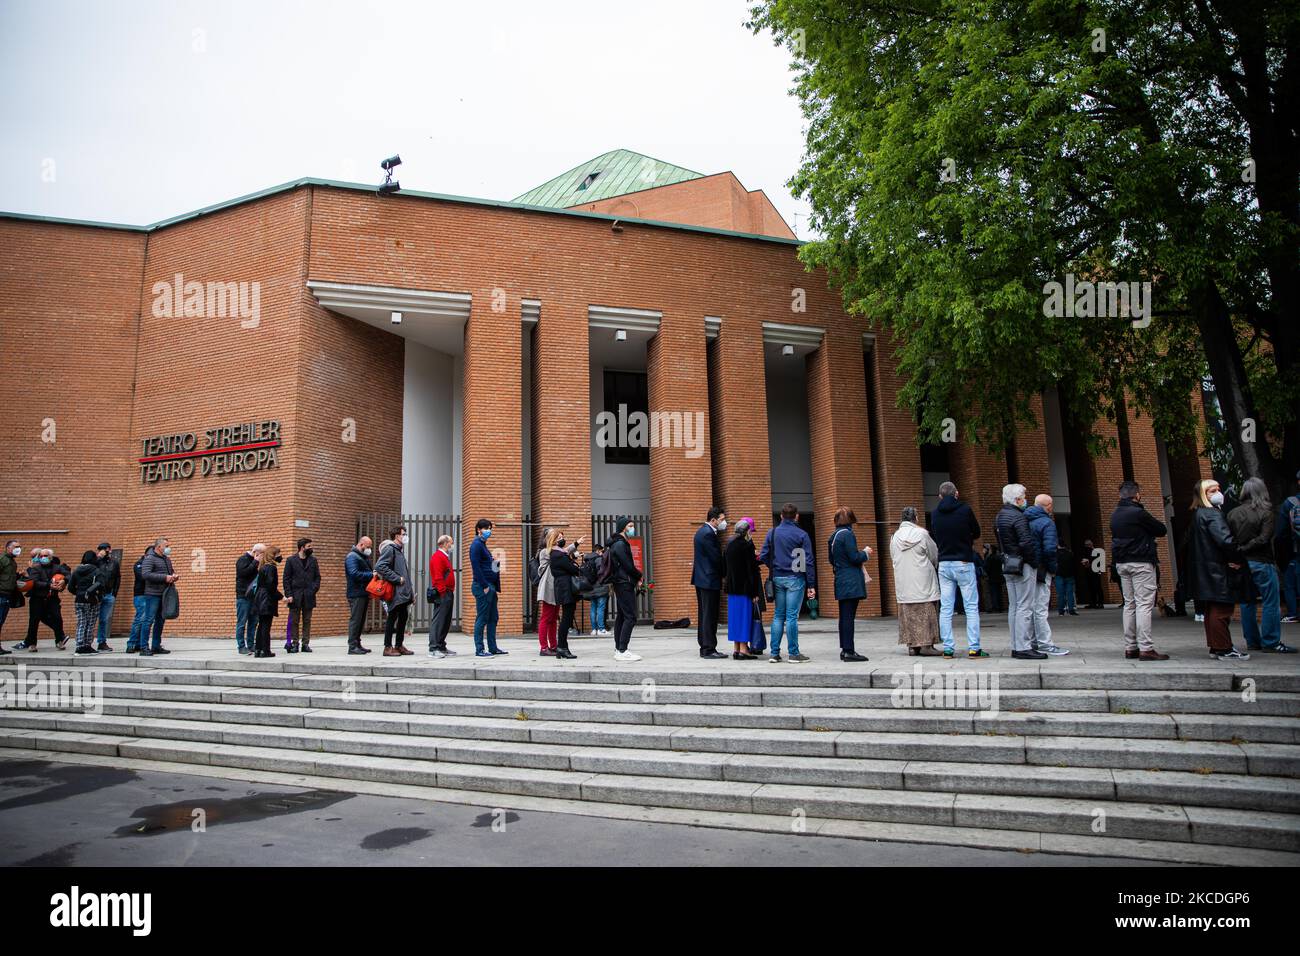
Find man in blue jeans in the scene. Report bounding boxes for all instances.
[93,543,120,651]
[929,482,986,658]
[469,518,506,657]
[759,503,816,662]
[125,545,162,653]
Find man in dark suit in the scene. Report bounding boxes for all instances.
[692,507,727,659]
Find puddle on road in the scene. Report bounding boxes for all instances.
[471,811,521,828]
[115,789,351,838]
[360,827,433,850]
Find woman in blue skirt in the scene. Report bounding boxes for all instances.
[724,517,764,660]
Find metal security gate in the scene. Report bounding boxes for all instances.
[592,513,654,622]
[356,513,461,634]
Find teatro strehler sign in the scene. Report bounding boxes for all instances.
[138,420,282,484]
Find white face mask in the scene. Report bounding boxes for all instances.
[163,546,172,556]
[716,520,728,532]
[1209,491,1225,507]
[10,547,20,556]
[363,547,373,556]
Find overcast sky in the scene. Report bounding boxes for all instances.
[0,0,814,236]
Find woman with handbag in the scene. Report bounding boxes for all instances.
[253,546,283,658]
[548,532,584,660]
[375,527,415,656]
[890,507,942,656]
[724,518,763,660]
[1187,479,1251,660]
[829,507,871,662]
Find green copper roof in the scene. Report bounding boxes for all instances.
[511,149,704,208]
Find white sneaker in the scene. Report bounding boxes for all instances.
[429,649,446,658]
[601,629,614,637]
[1195,613,1205,623]
[590,629,599,637]
[614,650,642,662]
[1041,646,1070,656]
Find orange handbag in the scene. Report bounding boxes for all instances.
[365,573,395,602]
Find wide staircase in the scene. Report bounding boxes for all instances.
[1,651,1297,864]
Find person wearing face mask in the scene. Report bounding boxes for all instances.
[994,484,1044,660]
[607,516,643,661]
[138,537,179,657]
[92,542,119,652]
[428,534,457,658]
[283,537,321,653]
[234,542,264,655]
[252,545,283,658]
[1228,477,1293,653]
[691,507,727,660]
[535,528,559,656]
[0,539,21,654]
[375,526,415,656]
[344,536,375,655]
[20,548,71,651]
[545,530,583,660]
[1187,478,1251,660]
[469,518,506,658]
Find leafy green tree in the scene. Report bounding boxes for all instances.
[749,0,1298,502]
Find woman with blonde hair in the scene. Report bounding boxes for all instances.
[1186,478,1250,660]
[535,527,560,656]
[890,507,942,655]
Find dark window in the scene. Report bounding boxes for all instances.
[603,370,649,465]
[578,171,602,192]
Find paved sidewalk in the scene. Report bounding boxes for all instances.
[29,607,1300,677]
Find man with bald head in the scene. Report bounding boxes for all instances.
[344,536,375,654]
[1024,493,1070,655]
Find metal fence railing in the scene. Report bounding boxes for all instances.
[592,513,653,622]
[355,513,461,634]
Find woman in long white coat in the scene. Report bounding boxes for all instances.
[890,507,942,655]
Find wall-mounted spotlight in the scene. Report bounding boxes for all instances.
[782,344,795,357]
[611,219,623,233]
[391,311,403,325]
[379,154,402,194]
[615,329,628,342]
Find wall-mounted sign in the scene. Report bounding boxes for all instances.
[138,420,282,484]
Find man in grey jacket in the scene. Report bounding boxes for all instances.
[139,537,178,657]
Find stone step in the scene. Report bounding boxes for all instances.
[4,697,1294,777]
[4,726,1295,852]
[4,709,1297,814]
[7,652,1299,694]
[67,679,1300,728]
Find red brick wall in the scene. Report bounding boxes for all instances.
[568,173,797,240]
[1014,393,1053,500]
[0,220,145,636]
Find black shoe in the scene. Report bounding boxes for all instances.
[125,646,139,653]
[151,647,170,655]
[1264,643,1297,654]
[347,646,368,655]
[490,648,509,655]
[733,651,756,660]
[286,644,299,653]
[254,650,276,658]
[74,645,97,655]
[300,645,312,653]
[1068,610,1079,616]
[840,651,868,662]
[1012,649,1048,660]
[555,648,577,659]
[540,648,557,657]
[700,651,726,659]
[140,650,153,657]
[0,646,10,655]
[97,643,113,652]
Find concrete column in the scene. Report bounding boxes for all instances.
[461,292,524,634]
[807,329,878,616]
[647,313,713,623]
[530,298,592,552]
[865,340,927,615]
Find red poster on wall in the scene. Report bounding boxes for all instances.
[627,537,644,573]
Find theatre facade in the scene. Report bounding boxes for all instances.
[0,151,1207,638]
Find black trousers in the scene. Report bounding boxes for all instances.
[558,601,576,649]
[347,595,369,648]
[384,601,410,647]
[26,595,66,643]
[256,615,273,654]
[429,594,454,651]
[838,597,859,652]
[696,588,720,654]
[613,584,637,652]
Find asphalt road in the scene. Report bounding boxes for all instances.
[0,757,1167,867]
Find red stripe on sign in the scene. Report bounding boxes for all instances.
[138,440,281,464]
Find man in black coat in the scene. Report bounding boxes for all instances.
[283,537,321,652]
[1110,480,1169,659]
[994,485,1044,660]
[234,543,263,655]
[93,542,120,651]
[691,507,727,659]
[607,517,643,660]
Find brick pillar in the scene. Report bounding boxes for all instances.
[1091,416,1127,605]
[531,298,592,552]
[1117,404,1176,602]
[866,341,926,614]
[1013,393,1053,499]
[807,328,878,616]
[947,435,1007,547]
[461,292,523,635]
[708,319,771,544]
[647,313,712,623]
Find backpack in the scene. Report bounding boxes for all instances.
[596,547,615,586]
[1289,496,1300,540]
[528,554,543,587]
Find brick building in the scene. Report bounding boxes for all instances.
[0,150,1199,639]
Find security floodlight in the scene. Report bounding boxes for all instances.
[378,155,402,194]
[380,155,402,171]
[611,219,623,233]
[615,329,627,342]
[782,344,794,357]
[391,311,402,325]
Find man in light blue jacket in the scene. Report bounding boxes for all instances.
[1024,495,1069,656]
